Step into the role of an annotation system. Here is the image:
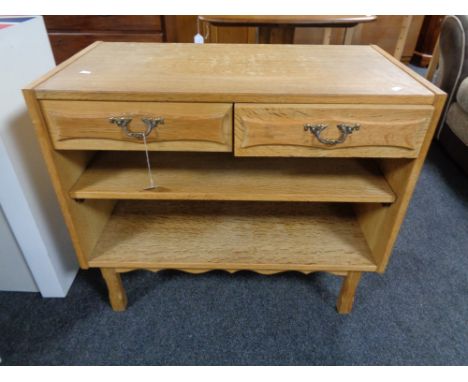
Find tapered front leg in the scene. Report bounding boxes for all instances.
[336,271,362,314]
[101,268,128,311]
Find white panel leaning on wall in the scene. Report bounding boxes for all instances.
[0,16,78,297]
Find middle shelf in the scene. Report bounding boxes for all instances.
[70,151,395,203]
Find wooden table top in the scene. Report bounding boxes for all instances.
[198,15,377,27]
[32,42,435,104]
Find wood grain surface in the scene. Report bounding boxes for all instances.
[23,90,115,269]
[69,152,396,203]
[43,16,164,64]
[42,100,233,151]
[89,201,377,272]
[235,104,433,158]
[33,43,434,104]
[47,33,164,64]
[355,93,446,273]
[44,16,163,32]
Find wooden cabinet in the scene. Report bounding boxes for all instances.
[43,16,165,64]
[24,42,445,314]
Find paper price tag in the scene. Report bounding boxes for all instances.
[194,33,204,44]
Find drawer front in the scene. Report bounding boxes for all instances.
[235,104,434,158]
[44,16,163,32]
[42,101,233,152]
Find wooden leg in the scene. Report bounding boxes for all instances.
[210,24,218,43]
[322,27,332,45]
[343,27,355,45]
[394,15,413,61]
[267,27,295,44]
[336,271,362,314]
[258,26,272,43]
[426,36,440,81]
[247,27,257,43]
[353,24,364,45]
[101,268,128,311]
[284,27,295,44]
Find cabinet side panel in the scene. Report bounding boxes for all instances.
[355,94,446,272]
[23,90,115,268]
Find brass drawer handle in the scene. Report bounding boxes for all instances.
[110,117,165,139]
[304,123,360,146]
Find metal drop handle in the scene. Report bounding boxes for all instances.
[304,123,360,146]
[110,116,165,139]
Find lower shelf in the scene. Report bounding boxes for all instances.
[88,201,377,272]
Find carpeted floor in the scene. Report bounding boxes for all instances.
[0,142,467,365]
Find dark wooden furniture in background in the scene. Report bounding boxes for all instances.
[198,15,377,44]
[43,16,424,65]
[411,16,445,67]
[43,16,165,64]
[164,15,424,63]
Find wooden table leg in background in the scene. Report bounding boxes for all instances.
[394,15,413,60]
[336,271,362,314]
[258,26,295,44]
[257,26,272,43]
[426,36,440,81]
[201,18,218,43]
[278,26,294,44]
[322,27,332,44]
[101,268,128,311]
[343,27,355,45]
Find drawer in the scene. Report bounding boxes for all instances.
[234,104,434,158]
[41,101,233,152]
[44,16,163,32]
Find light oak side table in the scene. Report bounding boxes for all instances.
[24,42,446,313]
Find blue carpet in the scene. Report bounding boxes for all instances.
[0,142,467,365]
[408,64,428,77]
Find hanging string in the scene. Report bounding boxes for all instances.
[142,133,156,190]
